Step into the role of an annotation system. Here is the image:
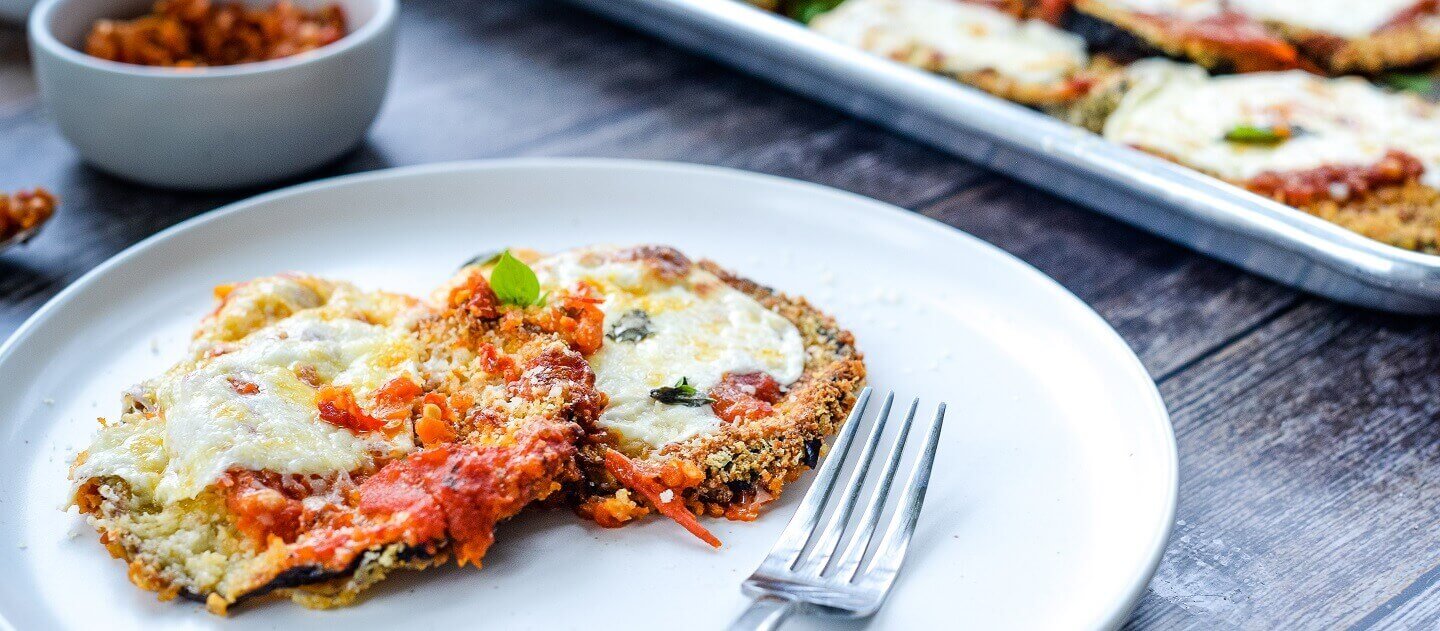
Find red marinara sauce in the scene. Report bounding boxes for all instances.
[1139,11,1303,72]
[316,385,387,433]
[355,431,577,565]
[710,372,784,424]
[1247,151,1425,206]
[223,470,314,545]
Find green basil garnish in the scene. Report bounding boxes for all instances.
[1382,73,1436,95]
[490,250,545,307]
[607,309,654,343]
[1224,125,1291,145]
[786,0,845,23]
[650,377,715,407]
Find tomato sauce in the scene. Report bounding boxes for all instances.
[510,346,608,423]
[356,425,579,565]
[317,386,386,433]
[1247,150,1424,206]
[371,376,423,420]
[447,269,502,320]
[1136,11,1302,72]
[223,471,313,545]
[710,372,783,424]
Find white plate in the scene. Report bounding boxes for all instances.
[0,159,1176,630]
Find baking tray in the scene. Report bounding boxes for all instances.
[564,0,1440,314]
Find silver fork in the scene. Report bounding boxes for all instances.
[729,388,947,630]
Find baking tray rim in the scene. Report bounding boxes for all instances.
[568,0,1440,309]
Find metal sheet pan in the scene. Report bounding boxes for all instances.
[564,0,1440,314]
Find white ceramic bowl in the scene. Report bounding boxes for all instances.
[28,0,396,190]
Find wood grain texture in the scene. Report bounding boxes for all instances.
[1359,564,1440,630]
[919,178,1301,377]
[0,27,34,117]
[3,0,1440,628]
[1127,301,1440,629]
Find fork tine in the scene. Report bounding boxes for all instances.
[768,387,873,568]
[829,397,920,582]
[795,393,899,575]
[861,403,947,584]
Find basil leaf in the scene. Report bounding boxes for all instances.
[786,0,844,23]
[675,378,697,396]
[490,250,544,307]
[1224,125,1290,145]
[459,249,505,270]
[1383,73,1436,94]
[607,309,654,343]
[650,377,715,407]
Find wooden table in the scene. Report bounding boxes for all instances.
[2,1,1438,628]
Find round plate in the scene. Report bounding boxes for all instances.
[0,159,1176,630]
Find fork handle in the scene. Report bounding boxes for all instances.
[728,594,798,631]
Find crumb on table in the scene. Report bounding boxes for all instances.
[0,188,56,244]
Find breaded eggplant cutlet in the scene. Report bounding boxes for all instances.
[1070,0,1307,72]
[1076,59,1440,252]
[70,273,604,613]
[808,0,1109,108]
[69,245,864,611]
[516,246,865,545]
[1073,0,1440,74]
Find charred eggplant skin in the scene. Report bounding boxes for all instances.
[179,546,437,606]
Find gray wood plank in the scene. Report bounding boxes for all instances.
[0,27,35,117]
[1127,301,1440,629]
[518,78,987,209]
[920,178,1301,376]
[1358,563,1440,630]
[370,0,723,163]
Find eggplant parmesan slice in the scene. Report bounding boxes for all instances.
[1075,0,1440,74]
[512,246,865,539]
[1087,59,1440,251]
[809,0,1107,106]
[1230,0,1440,74]
[1071,0,1306,72]
[71,245,862,610]
[70,273,602,613]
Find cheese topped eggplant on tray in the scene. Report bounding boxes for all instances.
[809,0,1106,106]
[1074,0,1440,73]
[781,0,1440,254]
[1095,59,1440,251]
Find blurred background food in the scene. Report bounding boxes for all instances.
[774,0,1440,253]
[84,0,346,67]
[27,0,395,189]
[0,188,56,247]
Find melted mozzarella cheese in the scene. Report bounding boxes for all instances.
[1104,60,1440,187]
[534,248,806,451]
[1230,0,1426,38]
[73,282,422,504]
[810,0,1088,85]
[198,275,329,347]
[1104,0,1428,38]
[1104,0,1221,20]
